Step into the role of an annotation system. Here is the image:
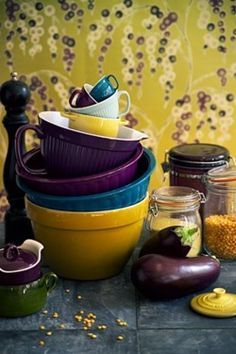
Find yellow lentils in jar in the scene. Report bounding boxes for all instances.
[204,165,236,260]
[204,214,236,260]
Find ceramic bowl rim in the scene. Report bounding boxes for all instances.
[26,193,149,216]
[16,143,143,184]
[19,147,155,205]
[38,111,148,142]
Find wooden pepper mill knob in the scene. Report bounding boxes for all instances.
[0,72,34,245]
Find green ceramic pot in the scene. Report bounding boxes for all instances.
[0,272,57,317]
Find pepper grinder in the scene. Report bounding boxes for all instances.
[0,72,34,245]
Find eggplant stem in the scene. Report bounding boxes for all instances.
[175,226,198,246]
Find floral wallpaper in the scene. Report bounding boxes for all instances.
[1,0,236,220]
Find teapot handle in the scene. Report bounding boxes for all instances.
[43,272,58,294]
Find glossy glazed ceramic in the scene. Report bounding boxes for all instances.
[16,144,143,196]
[26,196,148,280]
[0,272,57,317]
[69,85,97,108]
[15,111,148,177]
[90,74,119,102]
[20,147,155,211]
[70,84,131,118]
[63,111,126,137]
[0,240,44,286]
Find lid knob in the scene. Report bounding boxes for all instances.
[3,244,20,261]
[11,72,18,81]
[213,288,226,298]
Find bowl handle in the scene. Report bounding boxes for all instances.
[43,272,58,294]
[15,124,46,175]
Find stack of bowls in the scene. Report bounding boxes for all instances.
[15,78,156,281]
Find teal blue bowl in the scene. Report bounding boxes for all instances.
[17,148,156,212]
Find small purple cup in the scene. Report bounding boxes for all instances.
[69,84,97,108]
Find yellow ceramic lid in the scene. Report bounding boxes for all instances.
[190,288,236,318]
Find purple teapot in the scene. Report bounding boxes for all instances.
[0,240,44,286]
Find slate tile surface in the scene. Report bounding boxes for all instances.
[1,224,236,354]
[138,329,236,354]
[0,329,138,354]
[137,262,236,330]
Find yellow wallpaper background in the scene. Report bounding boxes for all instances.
[1,0,236,219]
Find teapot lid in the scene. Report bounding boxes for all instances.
[0,243,37,272]
[190,288,236,318]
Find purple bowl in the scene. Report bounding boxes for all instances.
[15,111,148,178]
[16,144,143,196]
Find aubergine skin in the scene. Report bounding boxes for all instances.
[131,254,220,299]
[139,227,190,258]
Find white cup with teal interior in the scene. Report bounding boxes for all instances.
[70,84,131,118]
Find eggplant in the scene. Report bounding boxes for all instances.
[131,254,220,299]
[139,225,199,258]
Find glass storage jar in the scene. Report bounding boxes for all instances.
[166,143,230,195]
[147,186,203,257]
[204,165,236,260]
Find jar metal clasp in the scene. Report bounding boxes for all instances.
[146,201,159,231]
[229,156,236,166]
[198,191,206,204]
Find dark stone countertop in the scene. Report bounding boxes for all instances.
[1,223,236,354]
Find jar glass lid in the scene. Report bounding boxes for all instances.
[207,165,236,184]
[151,186,201,208]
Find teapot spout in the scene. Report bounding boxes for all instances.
[20,239,44,264]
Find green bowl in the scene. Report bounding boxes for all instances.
[0,272,57,317]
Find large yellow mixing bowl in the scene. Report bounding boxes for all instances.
[26,195,148,280]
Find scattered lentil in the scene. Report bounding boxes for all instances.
[59,324,65,329]
[88,313,96,319]
[52,312,59,318]
[117,335,124,341]
[42,310,48,314]
[77,295,82,300]
[39,325,45,331]
[65,289,71,293]
[97,324,107,330]
[118,321,128,327]
[74,315,83,322]
[46,331,53,336]
[204,214,236,259]
[39,340,45,347]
